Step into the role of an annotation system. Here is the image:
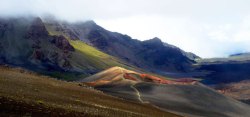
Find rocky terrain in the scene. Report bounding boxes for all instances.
[215,80,250,105]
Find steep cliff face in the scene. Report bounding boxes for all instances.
[50,35,75,51]
[25,17,49,39]
[0,17,34,64]
[0,17,74,72]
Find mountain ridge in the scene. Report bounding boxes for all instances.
[43,18,198,73]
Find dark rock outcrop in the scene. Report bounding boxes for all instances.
[25,18,49,39]
[32,49,45,60]
[50,35,74,51]
[0,21,8,38]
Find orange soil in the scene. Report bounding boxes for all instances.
[124,73,198,85]
[123,73,138,81]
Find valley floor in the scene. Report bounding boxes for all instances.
[0,66,180,117]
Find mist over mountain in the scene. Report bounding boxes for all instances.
[2,0,250,58]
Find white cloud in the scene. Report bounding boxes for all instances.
[1,0,250,57]
[233,31,250,42]
[208,30,228,41]
[96,15,250,58]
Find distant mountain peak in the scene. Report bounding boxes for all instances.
[32,17,45,27]
[84,20,96,25]
[229,52,250,57]
[150,37,162,42]
[144,37,162,43]
[152,37,161,41]
[143,37,163,45]
[80,20,103,31]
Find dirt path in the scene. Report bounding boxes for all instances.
[118,67,148,103]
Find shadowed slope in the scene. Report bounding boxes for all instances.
[215,80,250,105]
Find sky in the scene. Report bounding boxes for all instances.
[1,0,250,58]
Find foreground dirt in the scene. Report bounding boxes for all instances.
[0,66,180,117]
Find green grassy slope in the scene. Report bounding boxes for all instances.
[69,40,133,70]
[0,66,180,117]
[43,21,137,80]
